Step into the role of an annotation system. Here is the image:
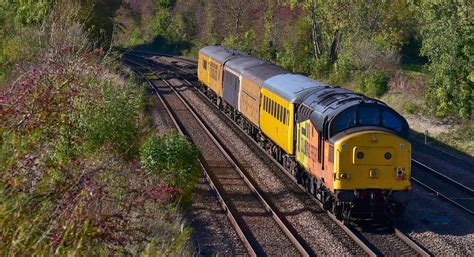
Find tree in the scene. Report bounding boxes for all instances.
[418,0,473,117]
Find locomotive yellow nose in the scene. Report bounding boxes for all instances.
[334,131,411,190]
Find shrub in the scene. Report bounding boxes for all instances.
[77,79,144,158]
[403,102,418,114]
[355,70,389,97]
[140,131,202,202]
[310,54,331,79]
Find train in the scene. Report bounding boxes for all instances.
[197,45,411,220]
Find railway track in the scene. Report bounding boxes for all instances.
[123,51,435,256]
[124,57,310,256]
[411,159,474,215]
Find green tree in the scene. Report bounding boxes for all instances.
[418,0,473,117]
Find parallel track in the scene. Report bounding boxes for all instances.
[123,51,432,256]
[124,57,310,256]
[411,159,474,215]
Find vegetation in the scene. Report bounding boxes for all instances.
[355,70,389,98]
[0,1,201,255]
[116,0,472,119]
[0,0,472,253]
[113,0,472,155]
[140,131,202,205]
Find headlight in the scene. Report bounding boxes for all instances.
[356,151,364,159]
[395,167,406,180]
[384,152,392,160]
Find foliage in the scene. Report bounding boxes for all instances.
[78,79,144,158]
[0,1,192,255]
[417,0,473,118]
[355,70,389,98]
[140,131,202,202]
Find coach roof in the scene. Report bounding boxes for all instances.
[241,63,288,85]
[225,56,266,74]
[262,74,326,103]
[199,45,247,64]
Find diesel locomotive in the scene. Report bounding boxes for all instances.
[197,45,411,219]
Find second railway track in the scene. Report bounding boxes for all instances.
[411,159,474,215]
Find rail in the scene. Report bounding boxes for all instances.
[124,56,309,256]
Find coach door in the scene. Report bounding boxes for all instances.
[223,68,241,110]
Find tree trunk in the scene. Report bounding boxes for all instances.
[309,3,321,58]
[329,30,341,62]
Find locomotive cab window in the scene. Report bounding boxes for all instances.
[358,106,381,126]
[332,110,356,135]
[203,60,208,70]
[383,111,402,132]
[330,106,408,138]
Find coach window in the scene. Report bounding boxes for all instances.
[266,97,270,113]
[276,104,280,121]
[272,101,276,118]
[210,63,218,80]
[278,105,282,123]
[270,100,274,116]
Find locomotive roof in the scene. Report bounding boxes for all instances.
[224,56,266,74]
[297,87,409,139]
[262,74,326,103]
[199,45,247,64]
[241,63,288,85]
[299,87,377,128]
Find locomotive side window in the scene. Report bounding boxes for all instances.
[203,60,208,70]
[383,111,402,132]
[358,106,380,126]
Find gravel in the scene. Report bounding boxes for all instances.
[188,177,248,256]
[151,79,299,256]
[146,80,247,256]
[399,185,474,256]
